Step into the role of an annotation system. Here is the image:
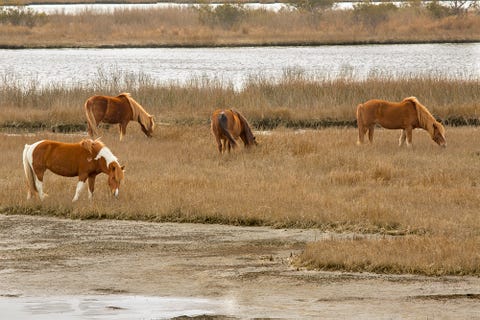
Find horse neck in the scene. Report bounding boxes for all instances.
[94,147,118,171]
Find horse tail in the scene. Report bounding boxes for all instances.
[356,103,363,121]
[84,98,98,137]
[23,144,37,197]
[218,113,237,148]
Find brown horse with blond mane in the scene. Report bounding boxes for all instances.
[356,96,446,147]
[211,109,257,153]
[23,138,125,202]
[84,92,155,141]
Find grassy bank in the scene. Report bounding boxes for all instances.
[1,72,479,130]
[1,2,479,47]
[1,125,480,275]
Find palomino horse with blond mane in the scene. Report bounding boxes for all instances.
[356,96,446,147]
[84,93,155,141]
[211,109,257,153]
[23,138,125,202]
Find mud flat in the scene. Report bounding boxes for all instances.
[0,214,479,319]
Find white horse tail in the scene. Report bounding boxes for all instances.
[23,144,37,199]
[84,98,98,137]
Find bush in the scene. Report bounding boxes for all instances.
[290,0,335,12]
[197,4,246,29]
[353,1,398,30]
[425,1,455,18]
[0,7,47,27]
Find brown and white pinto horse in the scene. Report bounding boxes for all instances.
[84,92,155,141]
[23,138,125,202]
[211,109,257,153]
[356,96,446,147]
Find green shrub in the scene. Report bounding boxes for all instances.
[425,0,454,18]
[197,4,246,29]
[289,0,335,12]
[0,6,46,27]
[353,1,398,30]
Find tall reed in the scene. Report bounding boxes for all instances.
[1,70,479,129]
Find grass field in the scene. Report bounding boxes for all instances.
[1,124,480,275]
[1,71,479,276]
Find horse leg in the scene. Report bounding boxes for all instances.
[357,125,367,145]
[368,125,375,143]
[88,176,96,200]
[215,136,223,153]
[406,127,413,147]
[399,130,407,146]
[33,169,46,200]
[119,123,127,141]
[72,180,87,202]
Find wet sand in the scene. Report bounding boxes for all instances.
[0,214,479,319]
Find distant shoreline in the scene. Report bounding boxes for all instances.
[2,39,479,49]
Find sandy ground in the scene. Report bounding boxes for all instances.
[0,214,479,319]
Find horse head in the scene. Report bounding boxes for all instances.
[432,122,447,147]
[107,162,125,198]
[140,115,155,138]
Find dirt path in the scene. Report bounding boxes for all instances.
[0,214,479,319]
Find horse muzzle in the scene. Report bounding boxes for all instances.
[113,188,119,198]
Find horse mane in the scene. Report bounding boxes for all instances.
[404,96,445,138]
[232,109,256,146]
[80,138,105,156]
[119,93,154,129]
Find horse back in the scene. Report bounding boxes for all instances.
[33,141,95,178]
[359,99,418,129]
[88,95,133,124]
[212,109,238,135]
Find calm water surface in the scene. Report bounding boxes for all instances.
[0,295,231,319]
[1,44,478,89]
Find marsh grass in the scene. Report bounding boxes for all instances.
[1,71,479,130]
[1,4,479,47]
[1,125,480,275]
[1,72,479,276]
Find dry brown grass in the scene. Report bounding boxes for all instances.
[1,72,479,129]
[1,4,479,47]
[296,235,480,276]
[1,125,480,275]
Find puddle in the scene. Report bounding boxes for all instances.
[0,295,235,319]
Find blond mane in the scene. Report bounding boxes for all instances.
[404,96,445,138]
[80,138,105,156]
[119,93,154,131]
[232,109,256,146]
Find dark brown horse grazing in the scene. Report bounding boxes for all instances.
[84,92,155,141]
[356,96,446,147]
[23,138,125,202]
[211,109,257,153]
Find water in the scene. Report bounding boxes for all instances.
[0,295,233,319]
[1,43,479,90]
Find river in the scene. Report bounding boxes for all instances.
[1,43,478,89]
